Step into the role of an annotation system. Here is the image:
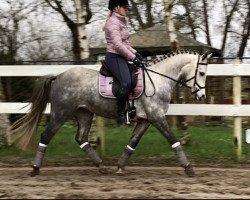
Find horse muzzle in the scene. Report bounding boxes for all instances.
[191,86,206,101]
[196,93,206,101]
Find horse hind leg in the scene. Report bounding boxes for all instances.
[75,108,110,174]
[30,114,68,177]
[116,119,150,175]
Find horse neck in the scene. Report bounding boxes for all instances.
[150,54,197,79]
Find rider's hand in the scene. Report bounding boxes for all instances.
[133,57,143,68]
[135,52,143,61]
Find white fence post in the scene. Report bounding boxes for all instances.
[233,58,242,160]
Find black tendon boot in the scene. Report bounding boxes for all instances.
[116,88,130,125]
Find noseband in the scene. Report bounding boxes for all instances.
[142,55,207,97]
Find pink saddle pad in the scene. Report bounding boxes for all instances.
[99,68,144,99]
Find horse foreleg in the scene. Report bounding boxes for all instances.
[173,142,194,176]
[151,118,195,177]
[80,142,109,174]
[116,119,150,175]
[75,109,108,174]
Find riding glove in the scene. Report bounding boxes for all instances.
[135,52,143,61]
[133,57,143,68]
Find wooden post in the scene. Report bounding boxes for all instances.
[233,58,242,160]
[95,58,105,156]
[0,78,11,146]
[178,90,190,145]
[96,116,105,157]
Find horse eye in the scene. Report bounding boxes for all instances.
[199,72,205,76]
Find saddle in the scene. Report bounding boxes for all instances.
[98,61,144,100]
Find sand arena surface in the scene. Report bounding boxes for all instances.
[0,165,250,199]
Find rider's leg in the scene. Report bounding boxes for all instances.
[116,83,130,124]
[117,119,150,174]
[105,53,131,124]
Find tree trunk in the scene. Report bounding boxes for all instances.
[163,0,189,144]
[74,0,89,59]
[202,0,211,46]
[237,0,250,57]
[74,0,99,148]
[181,0,197,40]
[163,0,179,51]
[220,0,239,53]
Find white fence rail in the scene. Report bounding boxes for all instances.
[1,63,250,76]
[1,102,250,116]
[0,64,249,116]
[0,63,249,159]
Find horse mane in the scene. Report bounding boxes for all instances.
[148,49,199,66]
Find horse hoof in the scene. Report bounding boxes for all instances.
[98,166,111,174]
[184,164,195,177]
[115,168,125,176]
[30,166,40,177]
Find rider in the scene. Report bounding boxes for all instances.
[104,0,143,125]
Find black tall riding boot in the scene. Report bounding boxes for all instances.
[116,88,130,125]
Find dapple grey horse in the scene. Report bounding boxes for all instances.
[10,51,212,177]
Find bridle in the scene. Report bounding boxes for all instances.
[141,55,208,97]
[181,55,207,95]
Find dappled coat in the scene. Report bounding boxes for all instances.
[104,12,136,61]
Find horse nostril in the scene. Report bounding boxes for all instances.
[197,94,206,101]
[201,94,206,100]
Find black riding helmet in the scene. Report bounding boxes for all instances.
[108,0,130,11]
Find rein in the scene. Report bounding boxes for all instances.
[141,55,207,97]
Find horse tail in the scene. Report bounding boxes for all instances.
[10,76,56,150]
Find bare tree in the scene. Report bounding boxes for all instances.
[220,0,240,54]
[179,0,197,39]
[44,0,92,61]
[74,0,90,59]
[202,0,211,46]
[163,0,179,51]
[173,0,244,56]
[129,0,163,31]
[237,0,250,57]
[163,0,190,145]
[0,0,43,146]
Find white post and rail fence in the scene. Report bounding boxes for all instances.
[0,61,249,160]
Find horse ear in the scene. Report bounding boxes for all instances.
[201,51,213,60]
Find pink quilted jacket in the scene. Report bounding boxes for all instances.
[104,12,136,61]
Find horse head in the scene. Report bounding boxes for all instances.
[180,51,212,101]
